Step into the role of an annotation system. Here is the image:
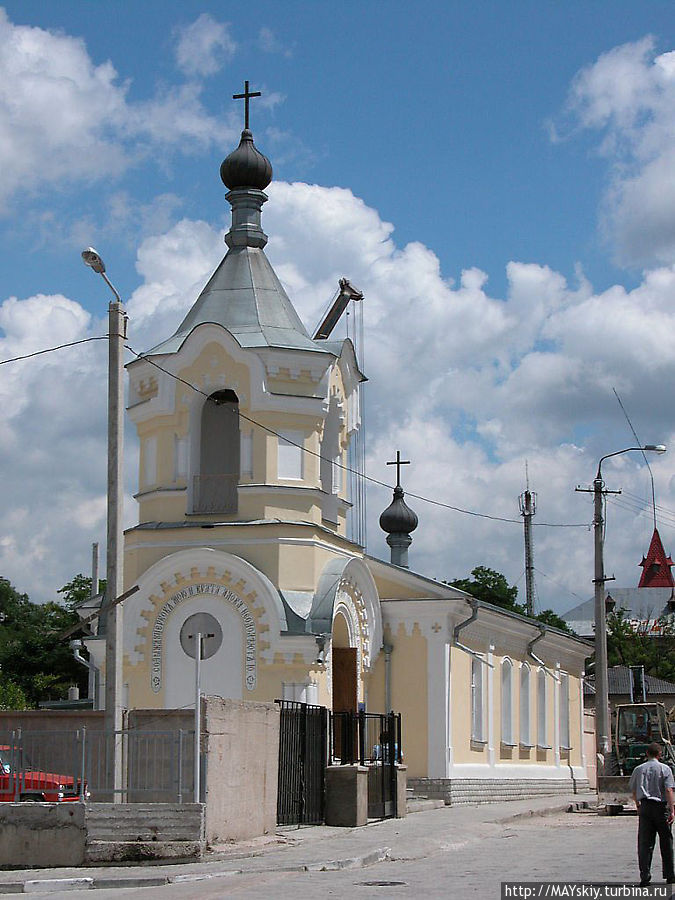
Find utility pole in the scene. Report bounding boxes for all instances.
[519,467,537,617]
[91,542,99,599]
[576,444,666,775]
[82,248,126,802]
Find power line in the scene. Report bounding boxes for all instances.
[533,567,587,605]
[125,344,592,530]
[0,335,108,366]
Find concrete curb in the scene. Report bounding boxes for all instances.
[498,798,596,823]
[0,848,392,893]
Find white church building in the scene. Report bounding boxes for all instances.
[81,90,591,801]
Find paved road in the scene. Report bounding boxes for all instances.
[51,809,656,899]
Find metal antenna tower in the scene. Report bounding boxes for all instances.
[518,462,537,617]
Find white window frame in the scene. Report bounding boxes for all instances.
[471,656,486,743]
[240,429,253,479]
[277,430,304,481]
[173,434,187,481]
[519,663,531,746]
[501,658,514,746]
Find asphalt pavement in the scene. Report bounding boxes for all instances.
[0,794,599,894]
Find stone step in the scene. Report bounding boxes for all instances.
[86,841,204,864]
[85,803,203,842]
[406,798,445,814]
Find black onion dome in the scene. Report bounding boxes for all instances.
[220,129,273,190]
[379,486,419,535]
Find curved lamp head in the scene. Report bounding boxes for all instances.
[81,247,105,274]
[643,444,667,454]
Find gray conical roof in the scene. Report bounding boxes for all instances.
[146,245,327,355]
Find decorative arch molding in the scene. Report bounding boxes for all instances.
[309,556,383,670]
[124,548,286,685]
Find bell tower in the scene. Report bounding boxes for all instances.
[123,87,365,594]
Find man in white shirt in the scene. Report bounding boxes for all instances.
[629,742,675,887]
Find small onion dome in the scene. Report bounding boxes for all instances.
[220,129,273,190]
[379,485,419,535]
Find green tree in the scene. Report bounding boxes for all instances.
[606,609,675,683]
[533,609,573,634]
[448,566,522,614]
[58,573,105,611]
[0,577,87,707]
[0,679,29,710]
[447,566,574,633]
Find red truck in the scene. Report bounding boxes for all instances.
[0,745,87,802]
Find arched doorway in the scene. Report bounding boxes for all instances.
[332,611,357,713]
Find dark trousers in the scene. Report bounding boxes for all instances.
[638,799,675,881]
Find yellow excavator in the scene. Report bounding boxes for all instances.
[598,701,675,813]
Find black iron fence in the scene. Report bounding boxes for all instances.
[330,711,402,818]
[276,701,328,825]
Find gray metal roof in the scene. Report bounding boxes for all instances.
[146,246,331,356]
[563,587,675,636]
[584,665,675,696]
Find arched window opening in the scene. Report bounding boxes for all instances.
[471,657,485,742]
[194,389,240,513]
[501,659,513,745]
[520,664,531,746]
[537,668,548,748]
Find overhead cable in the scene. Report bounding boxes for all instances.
[125,344,592,530]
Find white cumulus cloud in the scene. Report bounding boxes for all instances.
[174,14,236,78]
[0,9,234,208]
[561,37,675,266]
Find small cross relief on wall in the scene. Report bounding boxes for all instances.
[431,622,442,633]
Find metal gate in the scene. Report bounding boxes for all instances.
[330,710,401,819]
[276,701,328,825]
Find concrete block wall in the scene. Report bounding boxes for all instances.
[0,802,87,868]
[407,777,591,806]
[202,697,279,844]
[86,802,204,841]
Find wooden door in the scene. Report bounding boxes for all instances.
[332,647,357,712]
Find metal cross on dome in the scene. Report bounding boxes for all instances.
[233,80,262,130]
[386,450,411,488]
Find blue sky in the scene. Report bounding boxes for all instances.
[3,0,672,304]
[2,2,675,612]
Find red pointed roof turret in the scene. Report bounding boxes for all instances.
[638,527,675,588]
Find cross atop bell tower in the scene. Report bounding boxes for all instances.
[233,80,262,130]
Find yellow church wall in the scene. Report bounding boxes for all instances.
[449,647,485,764]
[124,521,360,598]
[567,673,583,767]
[372,575,434,600]
[365,644,386,713]
[389,622,428,778]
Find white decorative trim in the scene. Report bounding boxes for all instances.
[150,583,257,693]
[446,641,453,775]
[554,662,561,766]
[487,644,495,766]
[448,763,587,780]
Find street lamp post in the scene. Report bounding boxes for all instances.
[81,247,126,801]
[590,444,666,774]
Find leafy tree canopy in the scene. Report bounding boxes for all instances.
[58,573,105,611]
[0,576,89,708]
[606,609,675,683]
[447,566,573,634]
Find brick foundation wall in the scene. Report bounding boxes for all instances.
[407,777,591,805]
